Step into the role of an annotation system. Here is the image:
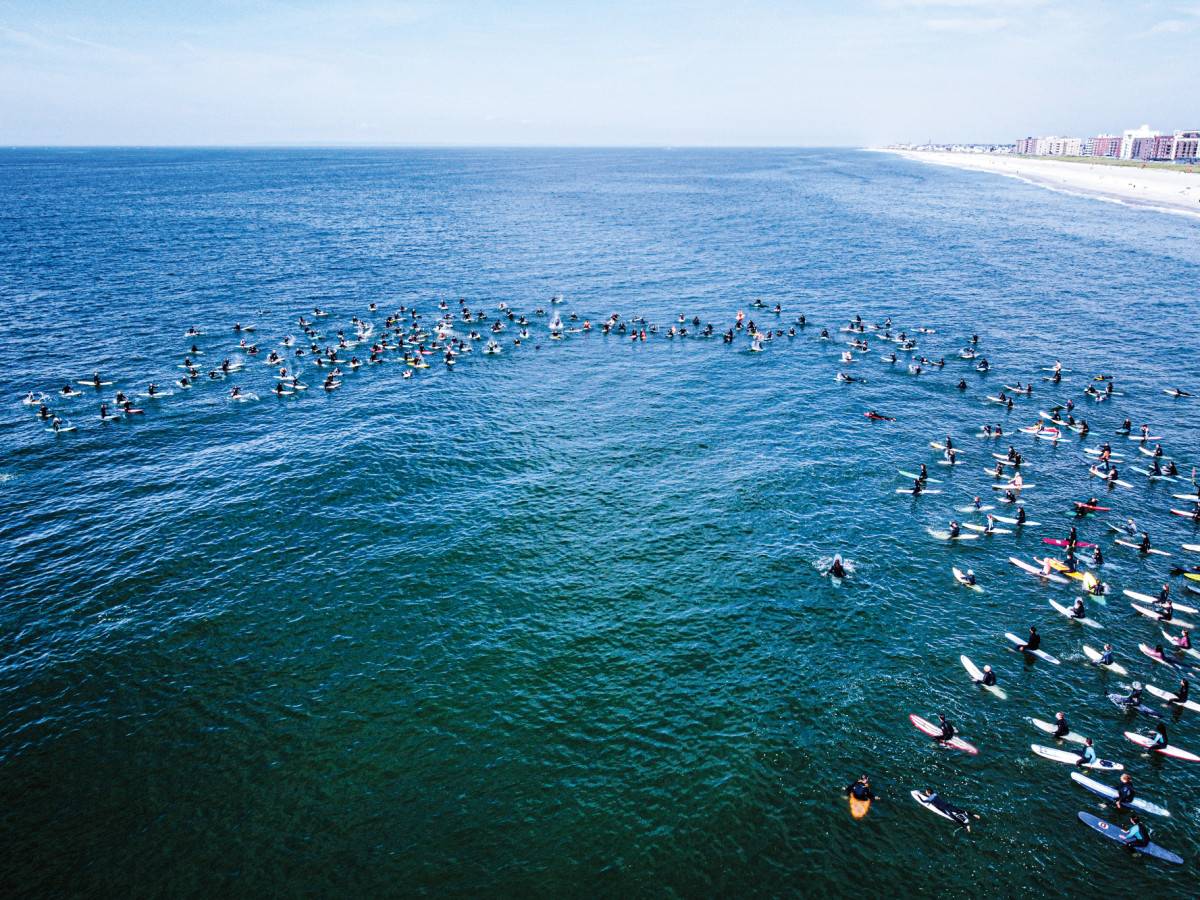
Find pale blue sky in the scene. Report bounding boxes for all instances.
[1,1,1197,145]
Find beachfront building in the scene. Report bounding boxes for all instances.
[1119,125,1160,159]
[1014,136,1082,157]
[1082,135,1122,158]
[1167,131,1200,163]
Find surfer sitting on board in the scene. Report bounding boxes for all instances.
[1167,679,1190,707]
[1071,599,1086,620]
[936,714,955,743]
[1016,627,1040,653]
[1052,712,1070,737]
[972,665,996,687]
[1076,738,1099,768]
[1115,774,1136,809]
[828,557,847,579]
[1123,815,1151,849]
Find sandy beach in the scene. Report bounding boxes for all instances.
[886,150,1200,217]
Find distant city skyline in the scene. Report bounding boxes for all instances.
[1,0,1198,146]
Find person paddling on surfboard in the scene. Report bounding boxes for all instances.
[845,776,876,802]
[917,790,978,831]
[948,521,960,539]
[828,556,847,579]
[1118,682,1144,708]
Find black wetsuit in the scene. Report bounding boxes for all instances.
[1054,719,1070,738]
[1025,633,1041,652]
[925,793,970,827]
[1116,782,1135,807]
[846,782,875,801]
[980,670,997,686]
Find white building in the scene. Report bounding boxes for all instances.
[1119,125,1160,159]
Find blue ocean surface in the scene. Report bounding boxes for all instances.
[1,148,1199,896]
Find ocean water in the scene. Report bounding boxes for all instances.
[1,148,1199,897]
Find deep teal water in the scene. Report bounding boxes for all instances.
[1,148,1199,897]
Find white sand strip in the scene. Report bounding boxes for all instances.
[881,150,1200,218]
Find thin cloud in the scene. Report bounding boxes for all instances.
[1147,19,1191,33]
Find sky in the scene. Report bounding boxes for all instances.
[0,0,1197,146]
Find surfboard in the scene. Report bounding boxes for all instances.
[1009,557,1069,584]
[1043,538,1096,549]
[1031,744,1121,770]
[849,795,871,819]
[1070,773,1168,817]
[898,488,942,495]
[1083,645,1128,674]
[927,529,976,540]
[1133,608,1195,630]
[960,655,1005,697]
[1124,731,1200,762]
[1049,599,1101,628]
[994,515,1038,526]
[1125,591,1198,615]
[910,714,978,754]
[1076,812,1182,864]
[1005,633,1060,664]
[898,470,940,483]
[952,569,985,592]
[1032,718,1085,743]
[911,791,971,827]
[1143,684,1200,713]
[1115,539,1170,557]
[1161,630,1200,659]
[962,524,1011,535]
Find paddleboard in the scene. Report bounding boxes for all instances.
[1009,557,1069,584]
[910,790,972,827]
[1070,772,1168,817]
[1077,812,1182,863]
[1144,684,1200,713]
[1005,632,1060,664]
[910,714,978,754]
[1049,599,1101,628]
[1124,731,1200,762]
[1031,744,1121,770]
[960,655,1005,697]
[1083,645,1128,674]
[1032,718,1085,744]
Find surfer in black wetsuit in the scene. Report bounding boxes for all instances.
[828,557,847,579]
[1167,679,1190,707]
[936,714,955,743]
[845,776,876,801]
[947,521,960,538]
[1071,598,1086,619]
[975,665,996,687]
[918,790,977,831]
[1124,815,1150,849]
[1017,626,1040,653]
[1114,774,1136,809]
[1119,682,1144,708]
[1139,532,1152,553]
[1052,712,1070,738]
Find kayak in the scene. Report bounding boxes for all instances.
[1076,812,1183,864]
[953,568,985,591]
[1124,731,1200,762]
[1083,645,1128,674]
[1032,717,1085,744]
[1009,557,1069,584]
[1114,538,1170,557]
[1144,683,1200,713]
[1031,744,1121,770]
[1005,632,1060,664]
[1048,599,1101,629]
[963,524,1011,535]
[1132,606,1195,629]
[1043,538,1096,549]
[1070,772,1169,817]
[910,714,978,754]
[961,655,1005,698]
[994,514,1039,526]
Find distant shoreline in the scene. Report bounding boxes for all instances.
[879,149,1200,218]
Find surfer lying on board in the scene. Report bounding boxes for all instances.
[845,776,876,802]
[917,790,978,831]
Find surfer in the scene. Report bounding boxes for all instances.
[1114,774,1136,810]
[1123,815,1151,850]
[1149,722,1169,750]
[828,557,847,579]
[964,570,977,585]
[1176,629,1191,651]
[1070,598,1087,620]
[935,714,955,743]
[957,379,967,390]
[1095,645,1114,667]
[912,480,923,496]
[972,664,995,687]
[1076,738,1099,768]
[1139,532,1152,554]
[947,521,960,539]
[1117,682,1144,708]
[1016,626,1040,653]
[1166,679,1190,707]
[917,790,977,831]
[1016,506,1027,526]
[1052,712,1071,738]
[845,776,876,802]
